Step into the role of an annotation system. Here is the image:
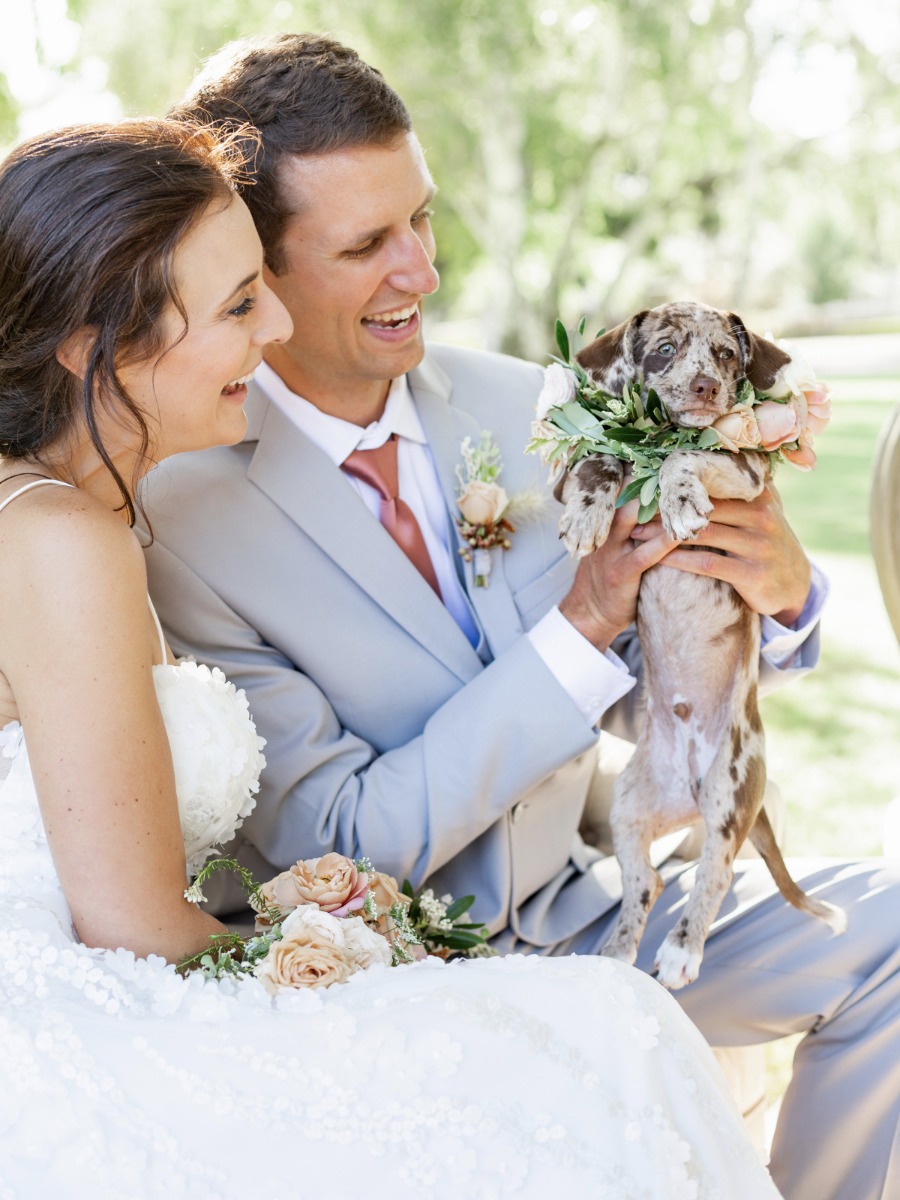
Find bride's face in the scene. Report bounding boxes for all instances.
[118,194,292,462]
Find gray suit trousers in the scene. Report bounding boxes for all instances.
[495,856,900,1200]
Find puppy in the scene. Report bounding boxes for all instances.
[555,301,845,989]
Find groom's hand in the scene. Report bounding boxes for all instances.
[559,497,678,651]
[632,483,811,625]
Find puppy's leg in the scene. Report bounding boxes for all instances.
[658,449,769,540]
[654,720,765,990]
[555,454,624,557]
[600,753,665,964]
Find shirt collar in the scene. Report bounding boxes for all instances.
[256,362,426,467]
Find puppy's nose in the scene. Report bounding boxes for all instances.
[690,375,720,404]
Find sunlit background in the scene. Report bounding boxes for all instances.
[2,0,898,867]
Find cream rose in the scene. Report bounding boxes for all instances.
[753,399,802,451]
[457,480,509,526]
[254,926,355,992]
[711,405,762,452]
[278,904,392,971]
[280,902,344,942]
[341,916,393,969]
[535,362,576,420]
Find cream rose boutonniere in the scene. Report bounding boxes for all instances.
[455,433,516,588]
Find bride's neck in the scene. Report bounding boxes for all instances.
[17,433,148,520]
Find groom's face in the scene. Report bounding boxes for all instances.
[261,133,440,414]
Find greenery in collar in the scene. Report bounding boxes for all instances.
[527,318,827,524]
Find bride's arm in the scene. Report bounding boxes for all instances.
[0,487,224,960]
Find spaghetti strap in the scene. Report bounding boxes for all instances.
[0,478,74,514]
[147,597,169,667]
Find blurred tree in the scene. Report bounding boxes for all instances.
[0,73,18,148]
[35,0,900,353]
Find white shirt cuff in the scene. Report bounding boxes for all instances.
[527,606,636,728]
[760,560,829,669]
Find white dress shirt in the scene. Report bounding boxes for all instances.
[256,361,826,730]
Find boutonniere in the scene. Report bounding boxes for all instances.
[455,433,516,588]
[527,318,831,522]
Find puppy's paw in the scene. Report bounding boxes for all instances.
[654,936,703,990]
[559,494,616,557]
[555,455,623,557]
[659,478,713,541]
[599,926,641,966]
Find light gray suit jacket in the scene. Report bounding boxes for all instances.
[142,343,817,947]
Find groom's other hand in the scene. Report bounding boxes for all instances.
[630,482,811,625]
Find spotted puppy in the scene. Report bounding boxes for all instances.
[556,300,844,990]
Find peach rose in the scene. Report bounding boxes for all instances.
[368,871,409,914]
[711,405,762,452]
[782,433,817,470]
[802,387,831,436]
[254,926,355,992]
[457,481,509,526]
[753,399,802,451]
[277,852,371,918]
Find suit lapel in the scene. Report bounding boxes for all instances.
[243,382,482,684]
[410,359,525,658]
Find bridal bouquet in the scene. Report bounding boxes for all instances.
[179,852,493,991]
[527,318,832,524]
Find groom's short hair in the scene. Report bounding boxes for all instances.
[170,33,412,273]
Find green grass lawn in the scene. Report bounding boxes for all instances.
[761,376,900,858]
[774,377,899,557]
[760,376,900,1110]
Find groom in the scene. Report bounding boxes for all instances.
[145,33,900,1200]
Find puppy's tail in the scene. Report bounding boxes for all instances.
[749,807,847,935]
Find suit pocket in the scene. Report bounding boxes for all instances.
[511,554,574,630]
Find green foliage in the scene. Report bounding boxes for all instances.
[529,321,783,521]
[21,0,895,356]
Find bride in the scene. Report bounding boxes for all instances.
[0,118,780,1198]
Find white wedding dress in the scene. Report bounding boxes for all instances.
[0,484,780,1200]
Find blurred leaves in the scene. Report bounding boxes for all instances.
[5,0,900,355]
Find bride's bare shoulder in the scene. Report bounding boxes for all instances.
[0,481,146,606]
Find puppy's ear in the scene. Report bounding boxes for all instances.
[576,311,649,377]
[727,313,791,389]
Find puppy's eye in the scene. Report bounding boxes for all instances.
[719,348,735,361]
[658,341,676,356]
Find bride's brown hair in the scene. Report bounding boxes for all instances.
[0,118,257,525]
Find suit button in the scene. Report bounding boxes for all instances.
[511,802,528,823]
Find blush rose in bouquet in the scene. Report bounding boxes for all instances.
[178,853,493,990]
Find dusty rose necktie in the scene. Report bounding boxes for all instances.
[342,434,443,598]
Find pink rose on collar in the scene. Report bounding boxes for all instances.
[753,399,802,451]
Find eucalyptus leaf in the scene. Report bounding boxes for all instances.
[555,319,570,363]
[444,895,476,921]
[639,474,660,506]
[697,428,722,449]
[616,476,646,507]
[637,496,660,523]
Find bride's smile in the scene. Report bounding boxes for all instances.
[115,194,291,467]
